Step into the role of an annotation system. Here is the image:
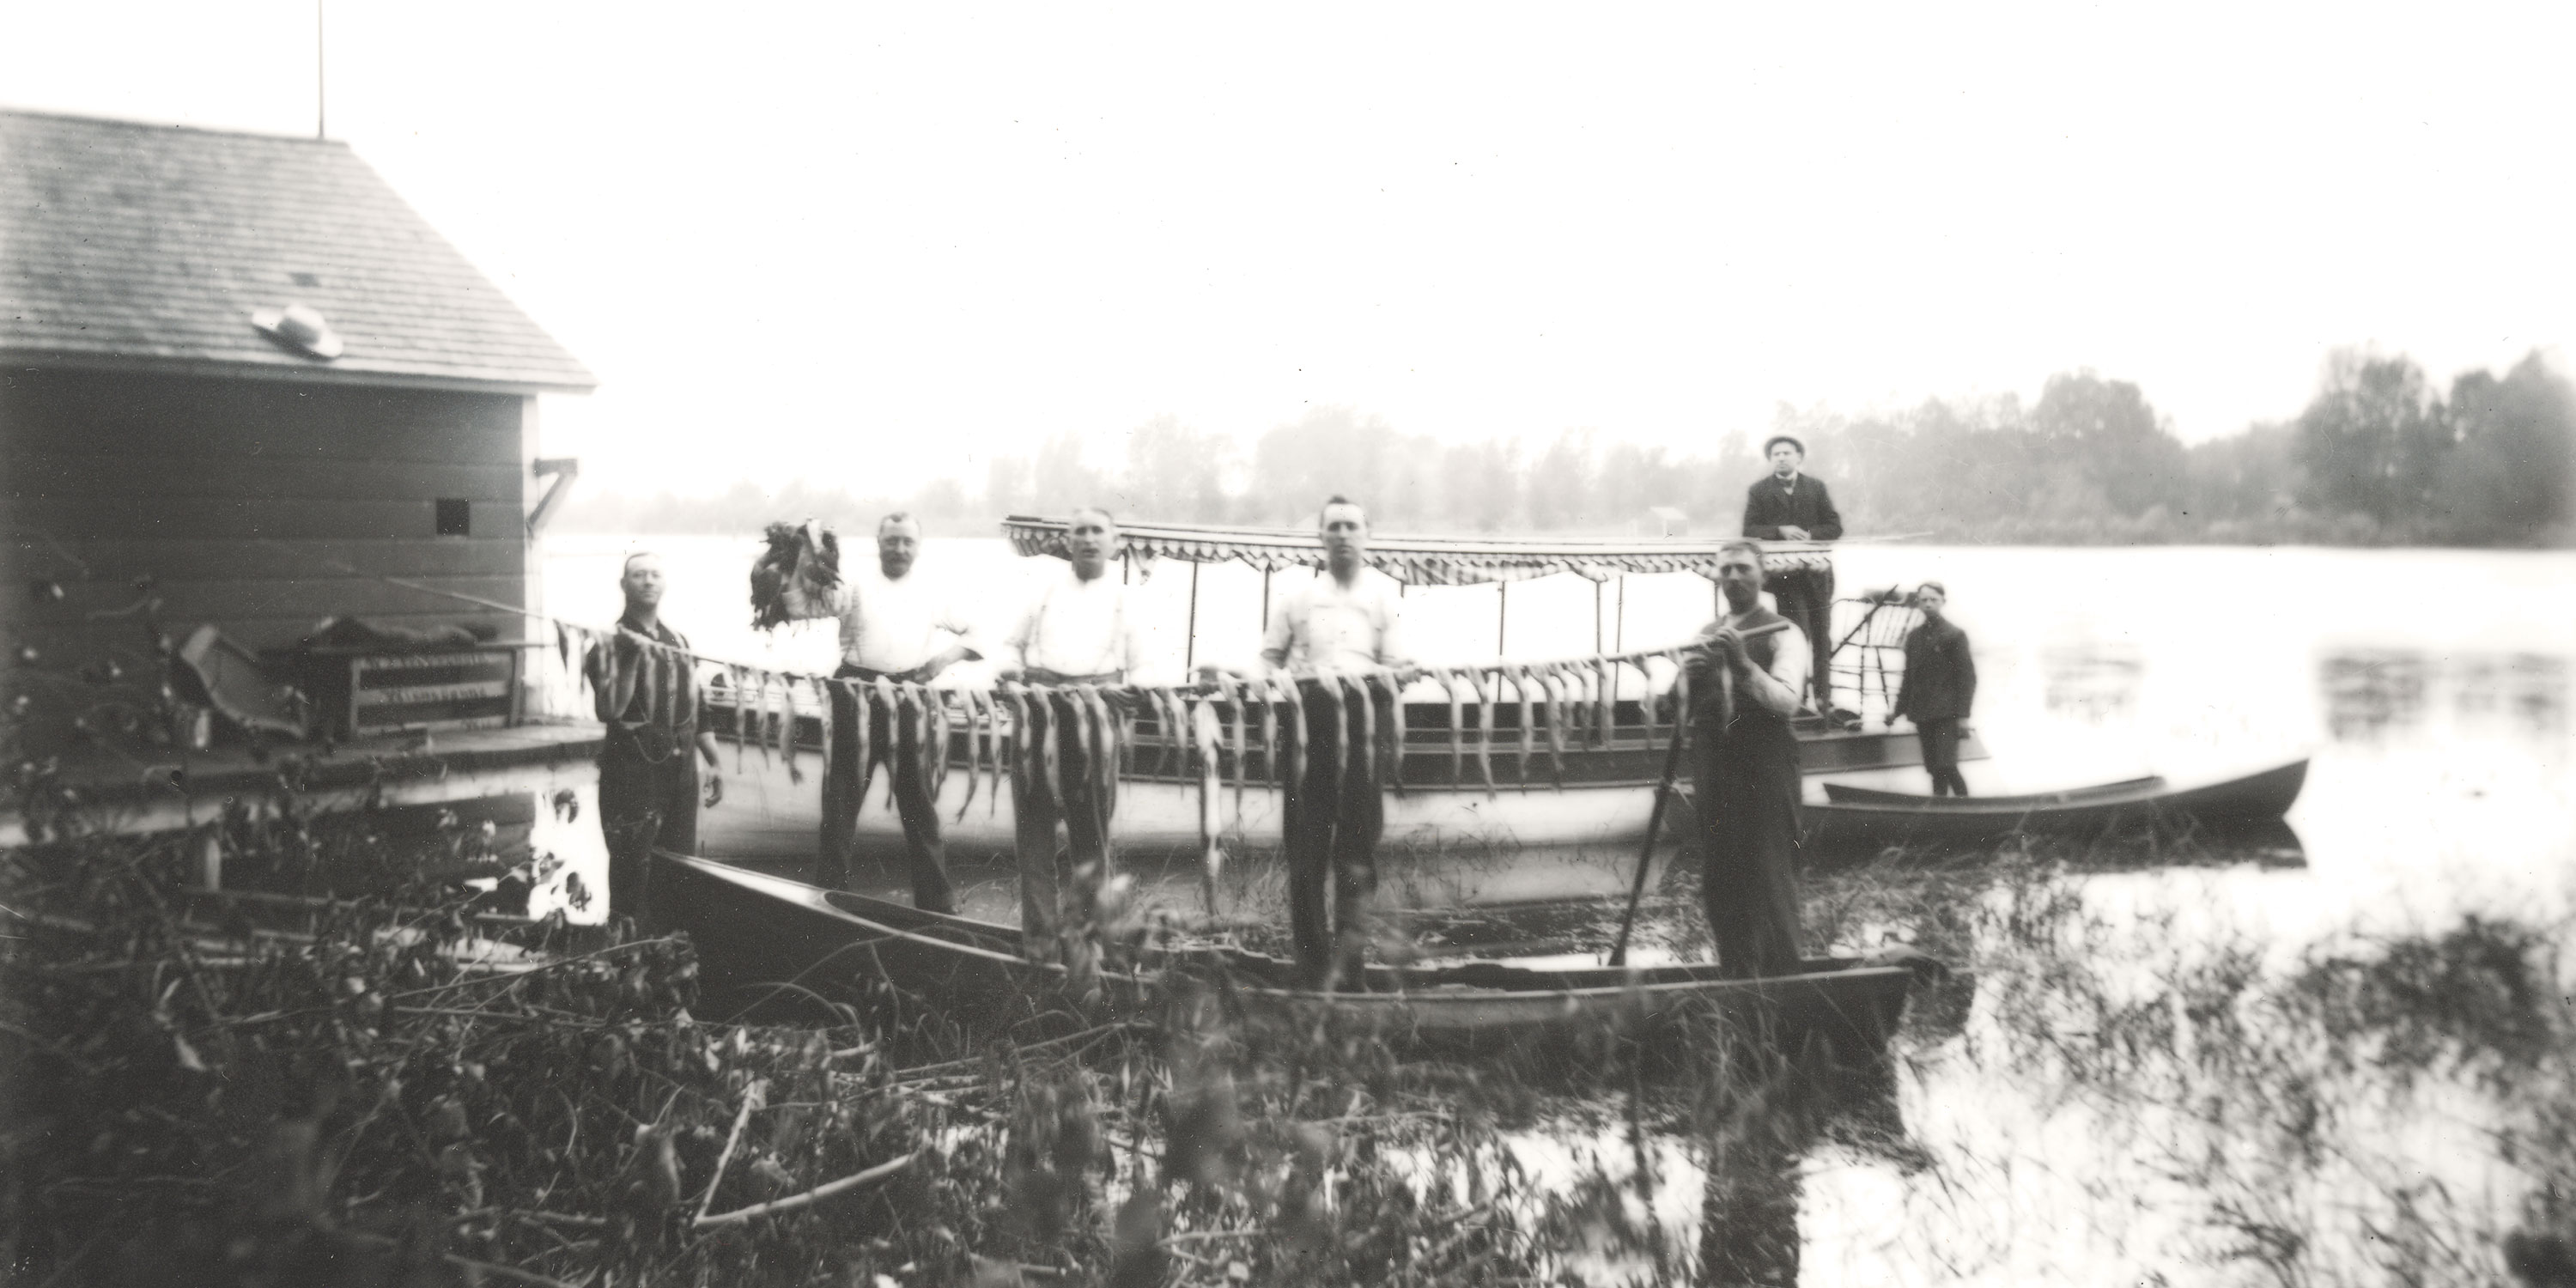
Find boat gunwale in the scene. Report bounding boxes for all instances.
[662,851,1911,1008]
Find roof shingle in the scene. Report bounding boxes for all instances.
[0,109,594,392]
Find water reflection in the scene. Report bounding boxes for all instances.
[2322,647,2568,742]
[2040,642,2142,723]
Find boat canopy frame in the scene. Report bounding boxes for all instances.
[1001,514,1833,586]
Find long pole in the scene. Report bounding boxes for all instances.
[1495,582,1508,656]
[1609,720,1686,969]
[1593,580,1604,653]
[315,0,327,139]
[1184,561,1200,673]
[1613,576,1625,653]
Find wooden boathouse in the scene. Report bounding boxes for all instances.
[0,109,603,863]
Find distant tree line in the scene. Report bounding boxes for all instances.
[558,348,2573,545]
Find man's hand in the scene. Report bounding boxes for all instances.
[1706,624,1750,671]
[703,775,725,809]
[908,645,969,683]
[1779,525,1810,541]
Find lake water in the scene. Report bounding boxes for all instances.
[538,532,2576,1283]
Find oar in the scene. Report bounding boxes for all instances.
[1607,618,1793,968]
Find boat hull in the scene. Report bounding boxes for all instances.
[701,696,1983,862]
[1801,758,2309,849]
[652,850,1911,1061]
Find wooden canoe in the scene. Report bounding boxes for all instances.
[1821,775,2165,807]
[1801,758,2308,849]
[650,850,1913,1061]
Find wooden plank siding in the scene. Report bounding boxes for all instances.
[3,368,532,659]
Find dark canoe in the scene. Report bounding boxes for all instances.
[651,851,1913,1060]
[1802,757,2308,849]
[1822,775,2165,806]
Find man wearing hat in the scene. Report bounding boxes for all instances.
[1741,434,1843,714]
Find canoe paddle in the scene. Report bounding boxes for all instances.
[1607,618,1792,968]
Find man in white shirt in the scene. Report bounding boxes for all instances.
[782,513,983,911]
[1260,495,1414,990]
[1684,538,1810,978]
[997,506,1143,958]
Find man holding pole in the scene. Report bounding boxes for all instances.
[1261,495,1413,991]
[1685,539,1809,978]
[589,551,722,928]
[783,513,982,912]
[997,506,1144,959]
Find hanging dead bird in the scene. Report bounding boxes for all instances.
[749,520,841,630]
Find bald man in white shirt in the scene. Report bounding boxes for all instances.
[1261,495,1414,990]
[998,507,1144,959]
[783,513,982,911]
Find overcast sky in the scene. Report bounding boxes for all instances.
[5,2,2571,498]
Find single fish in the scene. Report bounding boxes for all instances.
[1348,672,1376,793]
[1259,675,1284,789]
[999,682,1031,805]
[1596,656,1616,748]
[1078,683,1116,812]
[1385,670,1407,798]
[1468,667,1498,799]
[1323,670,1351,796]
[1668,649,1692,754]
[1227,674,1250,823]
[1193,696,1224,914]
[1037,684,1064,814]
[1437,667,1466,787]
[729,665,749,772]
[954,686,982,821]
[871,677,902,811]
[860,675,881,783]
[1513,665,1537,792]
[1539,665,1570,788]
[1285,676,1311,794]
[1163,688,1191,781]
[812,676,832,788]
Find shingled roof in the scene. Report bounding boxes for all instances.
[0,109,594,392]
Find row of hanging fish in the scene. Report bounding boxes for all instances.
[558,620,1714,806]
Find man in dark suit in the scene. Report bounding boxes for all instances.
[1741,435,1842,713]
[1892,580,1976,795]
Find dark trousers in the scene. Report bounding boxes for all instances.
[820,664,956,914]
[1281,680,1387,989]
[1691,716,1805,979]
[598,735,699,929]
[1012,686,1120,955]
[1916,716,1968,796]
[1765,569,1837,712]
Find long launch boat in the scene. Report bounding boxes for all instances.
[694,516,1980,864]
